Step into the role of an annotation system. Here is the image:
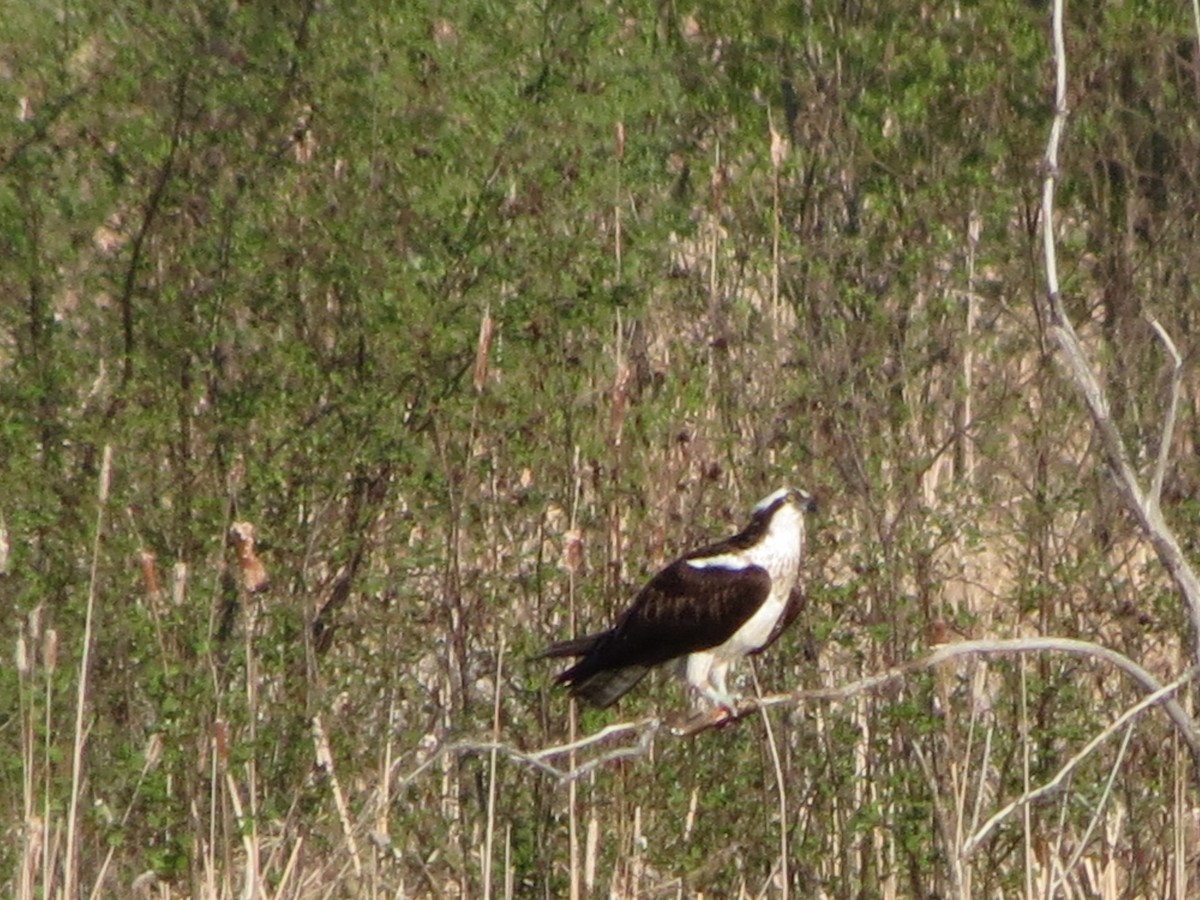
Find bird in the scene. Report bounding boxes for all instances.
[542,487,815,715]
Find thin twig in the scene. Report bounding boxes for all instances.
[1052,721,1134,894]
[752,665,789,899]
[401,638,1197,788]
[962,667,1192,856]
[1041,0,1200,696]
[482,634,504,900]
[750,638,1198,763]
[1147,317,1183,513]
[64,445,112,900]
[312,715,363,878]
[1041,0,1067,307]
[1020,660,1033,899]
[396,715,663,788]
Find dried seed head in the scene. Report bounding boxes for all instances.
[473,307,494,393]
[15,635,28,676]
[562,528,584,575]
[43,630,58,674]
[137,549,160,599]
[144,733,163,771]
[229,522,269,593]
[172,561,188,607]
[227,453,246,497]
[98,444,113,503]
[213,720,229,772]
[610,363,630,445]
[769,119,787,171]
[131,871,159,895]
[24,815,43,864]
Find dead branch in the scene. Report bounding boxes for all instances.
[396,637,1200,787]
[1041,0,1200,678]
[396,717,664,786]
[745,638,1200,768]
[962,666,1194,857]
[1147,318,1184,513]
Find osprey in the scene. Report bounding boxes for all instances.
[543,487,815,713]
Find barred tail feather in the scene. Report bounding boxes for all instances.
[543,629,650,706]
[539,633,604,659]
[558,663,651,708]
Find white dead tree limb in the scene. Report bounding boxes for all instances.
[960,665,1194,857]
[1040,0,1200,685]
[399,638,1200,787]
[749,638,1200,768]
[396,717,664,786]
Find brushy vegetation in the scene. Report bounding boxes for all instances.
[3,1,1200,896]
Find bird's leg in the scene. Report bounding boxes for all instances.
[695,683,737,724]
[683,654,740,724]
[705,665,741,717]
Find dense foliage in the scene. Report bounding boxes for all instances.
[3,0,1200,896]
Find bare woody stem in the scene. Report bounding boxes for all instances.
[409,637,1200,787]
[1039,0,1200,674]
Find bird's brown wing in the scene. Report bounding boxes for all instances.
[610,560,772,663]
[550,560,772,707]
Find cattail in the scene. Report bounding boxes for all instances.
[24,815,43,879]
[610,362,630,445]
[131,871,158,895]
[213,720,229,774]
[769,117,787,171]
[710,154,724,212]
[43,629,57,675]
[144,733,163,771]
[473,306,494,393]
[226,452,245,497]
[614,121,625,161]
[562,528,583,575]
[137,549,160,599]
[228,522,269,593]
[15,634,28,676]
[171,561,188,607]
[585,814,599,892]
[98,444,113,503]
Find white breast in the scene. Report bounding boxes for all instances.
[715,502,804,658]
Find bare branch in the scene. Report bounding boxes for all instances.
[1053,721,1135,894]
[396,717,664,786]
[1039,0,1200,679]
[744,638,1200,766]
[532,717,662,761]
[1148,317,1184,513]
[399,638,1200,788]
[1040,0,1068,307]
[962,667,1193,856]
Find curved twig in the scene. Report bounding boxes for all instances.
[1040,0,1200,701]
[749,638,1200,765]
[399,638,1200,786]
[962,667,1191,856]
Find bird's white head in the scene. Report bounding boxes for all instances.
[748,486,814,552]
[752,486,816,517]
